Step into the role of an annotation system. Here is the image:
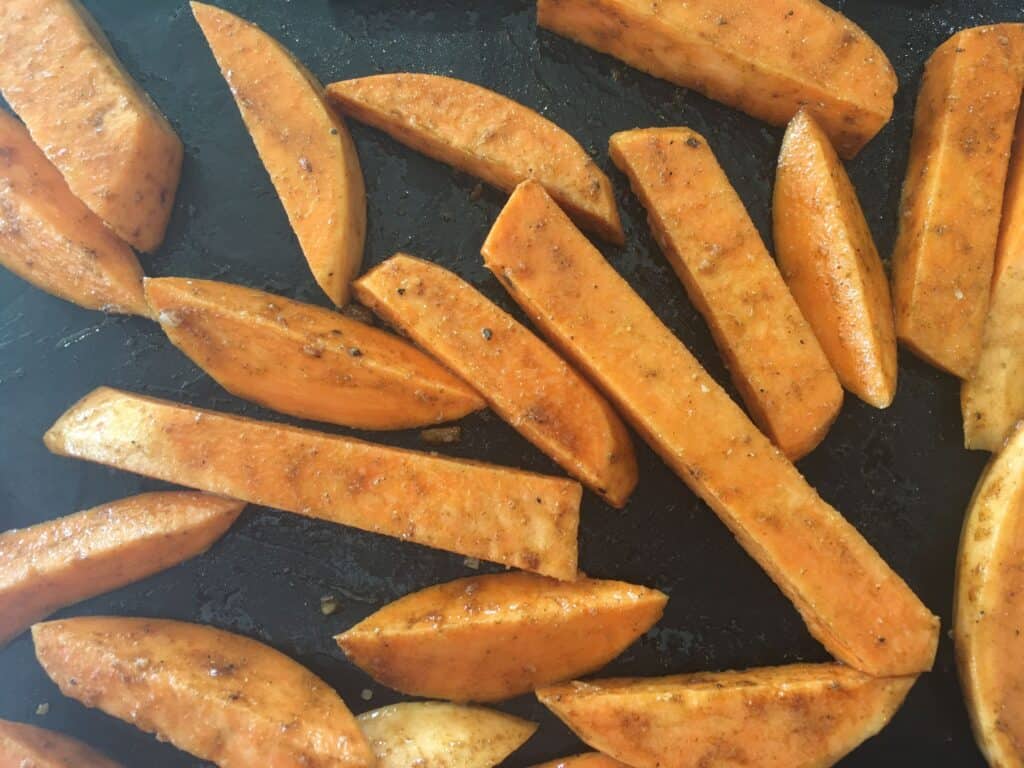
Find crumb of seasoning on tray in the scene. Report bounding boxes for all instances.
[469,182,484,201]
[361,688,374,701]
[420,426,462,445]
[35,703,49,716]
[463,556,480,570]
[320,595,340,616]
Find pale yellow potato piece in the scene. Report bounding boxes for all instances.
[0,719,122,768]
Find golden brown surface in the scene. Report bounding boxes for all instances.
[529,754,629,768]
[0,719,122,768]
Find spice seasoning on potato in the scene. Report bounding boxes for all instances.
[0,719,123,768]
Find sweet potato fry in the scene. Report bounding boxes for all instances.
[326,73,622,244]
[774,110,898,408]
[610,127,842,458]
[32,617,374,768]
[354,255,637,506]
[145,277,484,430]
[0,491,242,647]
[482,181,939,676]
[0,719,122,768]
[530,754,629,768]
[537,0,897,159]
[44,387,580,579]
[537,664,916,768]
[192,2,366,306]
[891,24,1024,378]
[0,0,182,251]
[337,572,666,702]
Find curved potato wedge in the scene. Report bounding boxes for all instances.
[537,664,916,768]
[337,572,666,702]
[0,491,242,647]
[145,277,484,430]
[530,754,629,768]
[0,719,122,768]
[0,110,148,316]
[32,617,374,768]
[358,702,536,768]
[774,110,898,408]
[192,2,366,306]
[354,254,637,506]
[326,73,622,244]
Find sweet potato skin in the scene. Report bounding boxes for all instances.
[337,572,666,702]
[0,491,242,647]
[326,73,622,244]
[192,2,365,306]
[482,181,939,676]
[0,719,122,768]
[44,387,580,579]
[145,277,484,430]
[537,0,896,159]
[529,754,629,768]
[891,24,1024,379]
[32,617,374,768]
[354,254,637,506]
[774,110,898,408]
[610,127,842,458]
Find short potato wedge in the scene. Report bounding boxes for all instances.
[529,754,629,768]
[326,73,622,244]
[0,719,122,768]
[0,491,242,647]
[337,572,666,702]
[192,2,366,306]
[32,617,374,768]
[358,702,536,768]
[537,664,916,768]
[354,254,637,506]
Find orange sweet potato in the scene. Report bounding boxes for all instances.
[530,754,629,768]
[610,127,842,458]
[145,277,484,430]
[44,387,580,579]
[774,110,898,408]
[32,617,374,768]
[0,719,122,768]
[192,2,366,306]
[337,572,666,702]
[482,181,940,676]
[891,24,1024,378]
[326,73,622,244]
[354,255,637,506]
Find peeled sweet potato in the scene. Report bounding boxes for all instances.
[326,73,622,244]
[192,2,366,306]
[610,127,842,458]
[337,572,666,702]
[530,754,629,768]
[32,617,374,768]
[145,277,484,430]
[0,719,122,768]
[482,181,940,677]
[354,254,637,506]
[44,387,581,579]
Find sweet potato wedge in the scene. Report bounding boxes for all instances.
[530,754,629,768]
[774,110,898,408]
[0,491,242,647]
[32,617,374,768]
[358,703,536,768]
[482,181,939,676]
[537,0,897,159]
[537,664,916,768]
[0,0,182,251]
[0,719,122,768]
[891,24,1024,379]
[145,277,484,430]
[0,110,148,316]
[44,387,580,579]
[192,2,366,306]
[326,73,622,244]
[610,127,842,458]
[337,572,666,702]
[354,255,637,506]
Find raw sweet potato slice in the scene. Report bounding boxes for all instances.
[0,0,182,251]
[774,110,898,408]
[529,754,629,768]
[482,181,940,676]
[337,572,666,702]
[354,255,637,506]
[326,73,622,244]
[44,387,580,579]
[32,617,374,768]
[0,491,242,647]
[537,0,897,159]
[145,277,484,430]
[0,110,148,316]
[192,2,366,306]
[0,719,122,768]
[537,664,916,768]
[610,127,842,458]
[891,24,1024,378]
